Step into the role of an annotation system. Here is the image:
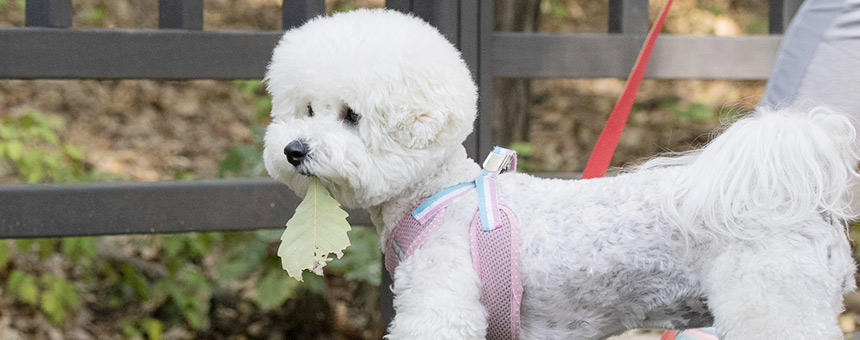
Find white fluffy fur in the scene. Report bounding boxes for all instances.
[642,108,860,241]
[263,9,859,340]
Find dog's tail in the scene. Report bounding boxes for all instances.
[647,107,860,238]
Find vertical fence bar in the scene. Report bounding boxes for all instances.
[411,0,460,45]
[385,0,412,13]
[379,262,395,332]
[282,0,325,30]
[25,0,73,28]
[158,0,203,30]
[769,0,804,34]
[475,0,493,159]
[608,0,649,34]
[461,0,491,160]
[459,0,479,89]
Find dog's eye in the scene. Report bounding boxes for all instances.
[343,107,360,126]
[306,104,314,117]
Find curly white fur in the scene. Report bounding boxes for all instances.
[263,9,859,340]
[642,108,860,240]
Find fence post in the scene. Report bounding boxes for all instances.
[158,0,203,30]
[411,0,460,45]
[475,0,493,159]
[386,0,411,13]
[282,0,325,30]
[25,0,72,28]
[608,0,649,34]
[769,0,804,34]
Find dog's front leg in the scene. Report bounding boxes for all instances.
[385,223,487,339]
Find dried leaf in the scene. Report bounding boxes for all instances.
[277,177,351,281]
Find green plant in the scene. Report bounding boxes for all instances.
[232,80,272,122]
[744,14,769,34]
[541,0,570,19]
[214,230,325,309]
[700,5,726,16]
[328,228,381,285]
[219,81,270,178]
[93,233,219,332]
[0,84,383,337]
[0,110,89,183]
[82,5,107,26]
[331,0,357,13]
[38,274,81,325]
[218,126,266,178]
[0,111,223,331]
[507,141,538,173]
[7,269,39,305]
[0,0,25,9]
[6,269,80,326]
[1,237,95,325]
[668,102,717,122]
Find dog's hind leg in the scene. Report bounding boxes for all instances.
[703,229,853,340]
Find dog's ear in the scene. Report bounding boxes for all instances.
[389,108,452,149]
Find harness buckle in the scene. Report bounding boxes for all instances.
[482,152,511,173]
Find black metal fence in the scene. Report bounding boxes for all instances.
[0,0,802,324]
[0,0,803,238]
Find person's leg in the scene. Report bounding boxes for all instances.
[761,0,860,117]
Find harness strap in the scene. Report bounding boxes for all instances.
[581,0,675,179]
[473,147,521,339]
[412,182,475,223]
[477,146,517,231]
[385,147,521,340]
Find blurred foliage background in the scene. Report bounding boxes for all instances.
[0,0,856,339]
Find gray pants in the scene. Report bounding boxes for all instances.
[761,0,860,116]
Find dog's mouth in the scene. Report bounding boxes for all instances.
[293,161,313,176]
[293,153,314,177]
[297,167,313,176]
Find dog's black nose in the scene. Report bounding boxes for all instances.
[284,140,309,167]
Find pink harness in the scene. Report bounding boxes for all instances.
[385,147,523,339]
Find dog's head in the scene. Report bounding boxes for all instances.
[263,9,477,208]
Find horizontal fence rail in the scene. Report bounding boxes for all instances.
[0,179,372,238]
[0,30,784,80]
[0,0,804,236]
[0,29,282,79]
[492,33,783,79]
[0,174,589,239]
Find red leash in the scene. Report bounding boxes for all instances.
[580,0,674,179]
[579,2,679,338]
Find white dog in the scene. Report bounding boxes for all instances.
[263,9,859,340]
